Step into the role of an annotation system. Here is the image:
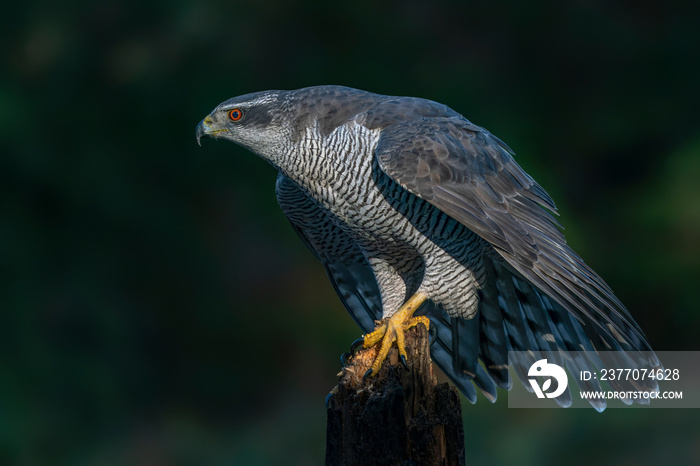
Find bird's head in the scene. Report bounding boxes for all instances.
[196,90,292,163]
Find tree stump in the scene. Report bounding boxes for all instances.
[325,324,465,466]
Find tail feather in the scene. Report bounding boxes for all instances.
[426,307,497,402]
[427,254,658,410]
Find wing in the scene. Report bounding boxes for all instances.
[374,117,659,371]
[276,173,382,332]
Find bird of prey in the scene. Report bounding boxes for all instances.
[196,85,658,410]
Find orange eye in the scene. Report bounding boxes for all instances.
[228,108,243,121]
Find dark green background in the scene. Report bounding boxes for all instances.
[3,1,699,465]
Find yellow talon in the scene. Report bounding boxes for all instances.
[362,292,430,377]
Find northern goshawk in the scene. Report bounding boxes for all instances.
[196,85,658,410]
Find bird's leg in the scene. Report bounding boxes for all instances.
[360,291,430,379]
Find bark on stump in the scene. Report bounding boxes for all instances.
[325,324,465,466]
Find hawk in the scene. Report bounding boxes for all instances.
[196,85,658,410]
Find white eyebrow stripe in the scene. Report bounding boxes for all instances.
[219,94,279,111]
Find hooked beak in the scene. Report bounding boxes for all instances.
[196,116,213,147]
[196,116,229,146]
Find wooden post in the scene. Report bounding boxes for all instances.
[325,324,465,466]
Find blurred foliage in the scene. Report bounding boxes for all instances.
[2,1,700,465]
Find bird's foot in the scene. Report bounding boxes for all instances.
[357,292,429,379]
